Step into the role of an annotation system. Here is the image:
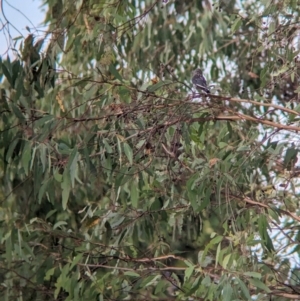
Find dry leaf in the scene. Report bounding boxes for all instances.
[209,158,219,167]
[248,71,259,78]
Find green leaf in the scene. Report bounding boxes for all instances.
[210,235,223,245]
[44,267,56,281]
[184,265,195,281]
[53,221,67,229]
[124,271,140,277]
[258,215,274,251]
[284,147,298,169]
[154,278,166,295]
[187,173,198,190]
[35,115,54,127]
[123,142,133,164]
[104,221,112,245]
[222,253,231,269]
[231,18,242,33]
[243,272,261,279]
[70,253,83,270]
[215,242,221,267]
[21,141,31,175]
[187,190,199,211]
[12,61,20,85]
[248,278,271,293]
[53,169,63,182]
[45,209,57,220]
[10,103,25,121]
[2,62,12,85]
[5,232,12,267]
[271,65,288,76]
[222,283,233,301]
[109,64,123,81]
[147,80,172,92]
[103,138,113,153]
[54,277,62,299]
[61,171,71,210]
[201,275,211,286]
[34,163,43,200]
[236,278,251,299]
[39,144,48,172]
[198,186,211,211]
[38,180,51,204]
[130,183,139,208]
[66,147,78,188]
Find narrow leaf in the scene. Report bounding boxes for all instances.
[248,278,271,293]
[123,142,133,164]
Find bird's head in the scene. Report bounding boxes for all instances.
[192,68,203,76]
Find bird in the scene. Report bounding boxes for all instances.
[192,68,210,94]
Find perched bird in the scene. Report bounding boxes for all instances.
[192,68,210,94]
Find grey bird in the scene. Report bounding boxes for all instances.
[192,68,210,94]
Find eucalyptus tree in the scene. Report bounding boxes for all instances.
[1,0,300,300]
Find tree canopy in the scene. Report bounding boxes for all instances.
[1,0,300,300]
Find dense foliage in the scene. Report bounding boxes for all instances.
[1,0,300,300]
